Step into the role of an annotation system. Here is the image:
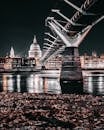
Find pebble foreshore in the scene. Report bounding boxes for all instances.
[0,92,104,130]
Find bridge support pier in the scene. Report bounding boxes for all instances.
[60,47,83,94]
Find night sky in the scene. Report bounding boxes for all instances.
[0,0,104,57]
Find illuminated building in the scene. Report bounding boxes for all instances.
[0,58,5,70]
[80,52,104,69]
[45,55,62,70]
[1,38,104,72]
[45,52,104,70]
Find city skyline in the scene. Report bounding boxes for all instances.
[0,0,104,56]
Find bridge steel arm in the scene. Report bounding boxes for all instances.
[64,0,95,15]
[49,20,93,47]
[52,9,83,26]
[48,21,72,47]
[65,0,99,29]
[45,32,58,41]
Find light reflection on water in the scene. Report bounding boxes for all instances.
[0,73,104,95]
[1,73,61,94]
[84,74,104,95]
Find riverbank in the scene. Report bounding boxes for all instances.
[0,92,103,130]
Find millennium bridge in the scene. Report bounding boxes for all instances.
[40,0,104,93]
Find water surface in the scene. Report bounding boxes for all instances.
[0,72,104,95]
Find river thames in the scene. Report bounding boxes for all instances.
[0,72,104,95]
